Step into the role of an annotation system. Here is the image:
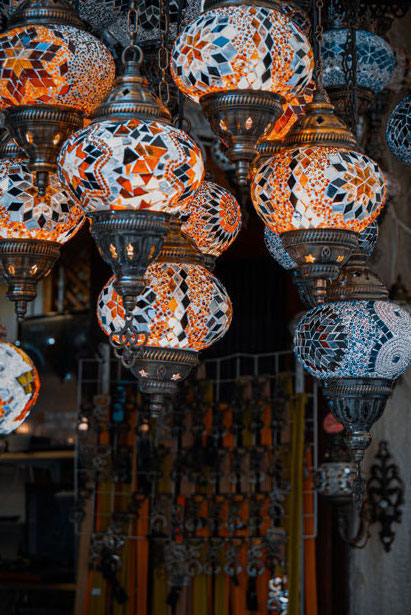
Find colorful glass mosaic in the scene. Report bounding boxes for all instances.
[294,300,411,380]
[264,226,296,270]
[0,156,84,242]
[251,146,386,233]
[58,119,204,213]
[78,0,128,31]
[98,264,232,351]
[0,24,115,115]
[386,94,411,166]
[358,220,378,257]
[171,5,314,103]
[180,181,242,257]
[0,341,40,436]
[265,80,314,142]
[322,29,395,94]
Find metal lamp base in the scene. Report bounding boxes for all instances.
[4,104,84,195]
[326,252,388,302]
[281,228,359,302]
[130,347,199,417]
[0,238,60,320]
[89,210,171,312]
[201,89,284,186]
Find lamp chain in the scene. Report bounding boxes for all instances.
[313,0,324,89]
[342,0,359,132]
[121,0,142,65]
[158,0,171,106]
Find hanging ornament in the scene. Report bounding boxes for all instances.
[294,300,411,500]
[322,29,395,115]
[0,134,84,319]
[171,0,314,185]
[0,0,115,195]
[97,221,232,415]
[0,330,40,436]
[58,24,204,313]
[179,180,242,269]
[386,93,411,165]
[314,429,355,505]
[251,88,386,302]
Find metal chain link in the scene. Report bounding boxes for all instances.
[158,0,170,106]
[342,0,359,132]
[313,0,324,88]
[121,0,142,66]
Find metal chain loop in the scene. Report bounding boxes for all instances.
[313,0,324,87]
[342,0,359,132]
[158,0,171,106]
[122,0,143,68]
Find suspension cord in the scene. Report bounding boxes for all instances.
[158,0,171,106]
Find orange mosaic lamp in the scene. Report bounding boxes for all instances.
[0,134,84,319]
[251,88,387,300]
[57,56,204,314]
[179,180,242,268]
[0,0,115,194]
[0,337,40,436]
[171,0,314,184]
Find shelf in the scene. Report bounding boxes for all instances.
[0,581,76,591]
[0,450,75,462]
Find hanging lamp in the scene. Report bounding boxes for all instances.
[171,0,314,185]
[0,0,115,195]
[97,220,232,415]
[386,93,411,166]
[0,133,84,319]
[58,8,204,314]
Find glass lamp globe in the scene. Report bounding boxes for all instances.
[171,4,313,103]
[386,94,411,166]
[294,300,411,381]
[0,341,40,436]
[265,80,315,142]
[251,146,386,234]
[58,118,204,214]
[98,264,232,352]
[179,181,242,263]
[264,226,296,270]
[322,29,395,95]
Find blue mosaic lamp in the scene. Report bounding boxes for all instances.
[294,300,411,495]
[386,94,411,166]
[358,221,379,258]
[264,226,296,270]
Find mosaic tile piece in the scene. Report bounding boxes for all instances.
[358,220,378,257]
[293,300,411,380]
[386,94,411,166]
[251,146,386,233]
[171,5,314,103]
[264,226,296,270]
[0,157,84,242]
[179,181,241,257]
[98,263,232,351]
[78,0,128,31]
[265,80,314,141]
[322,29,395,94]
[0,341,40,436]
[0,24,115,115]
[58,119,204,213]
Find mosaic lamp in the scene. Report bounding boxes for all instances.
[322,29,395,121]
[251,88,387,301]
[264,226,296,271]
[294,300,411,491]
[0,0,115,195]
[386,94,411,166]
[0,133,84,319]
[179,181,242,269]
[58,55,204,313]
[0,325,40,436]
[171,0,314,185]
[97,221,232,415]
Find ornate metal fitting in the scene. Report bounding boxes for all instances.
[0,132,26,160]
[366,440,404,552]
[201,89,284,186]
[90,60,171,125]
[89,209,171,312]
[281,228,359,302]
[326,252,389,302]
[284,88,357,150]
[130,346,199,417]
[8,0,85,29]
[314,461,356,503]
[0,238,60,320]
[326,85,375,126]
[3,104,84,195]
[322,377,393,507]
[109,315,148,369]
[156,218,204,265]
[292,271,316,308]
[251,140,283,178]
[204,0,282,10]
